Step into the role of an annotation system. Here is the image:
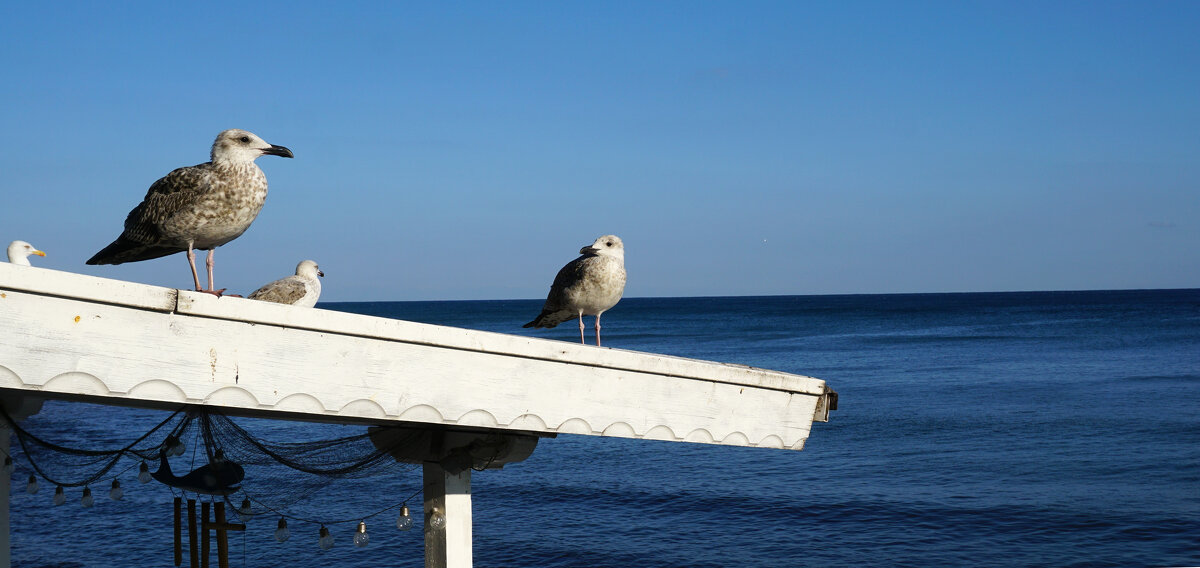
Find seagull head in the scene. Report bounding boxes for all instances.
[580,235,624,259]
[211,129,294,165]
[7,240,45,266]
[296,260,324,279]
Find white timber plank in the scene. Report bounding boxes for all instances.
[0,263,831,450]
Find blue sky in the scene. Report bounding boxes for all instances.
[2,1,1197,301]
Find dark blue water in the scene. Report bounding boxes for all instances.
[7,290,1200,567]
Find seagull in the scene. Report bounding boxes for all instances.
[247,260,324,307]
[86,129,294,296]
[523,235,626,346]
[7,241,45,265]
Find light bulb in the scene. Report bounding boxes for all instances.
[318,527,333,551]
[137,462,152,483]
[53,486,66,506]
[396,505,414,531]
[81,487,94,508]
[3,456,13,475]
[353,521,369,547]
[164,435,185,457]
[274,518,290,543]
[26,475,38,494]
[428,508,447,530]
[237,498,253,522]
[109,479,123,501]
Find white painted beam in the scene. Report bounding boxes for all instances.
[0,264,834,450]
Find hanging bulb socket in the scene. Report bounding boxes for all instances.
[26,474,38,495]
[81,487,94,508]
[137,461,152,484]
[274,517,290,543]
[396,504,414,531]
[318,526,334,551]
[53,485,66,506]
[238,497,253,522]
[109,479,123,501]
[3,456,13,475]
[353,520,369,547]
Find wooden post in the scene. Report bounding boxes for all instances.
[423,462,472,568]
[1,398,43,568]
[214,502,228,568]
[1,426,11,568]
[187,500,198,568]
[174,497,183,566]
[201,502,210,568]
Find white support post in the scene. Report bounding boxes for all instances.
[423,462,472,568]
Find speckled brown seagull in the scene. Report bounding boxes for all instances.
[86,129,293,296]
[248,260,324,307]
[524,234,626,346]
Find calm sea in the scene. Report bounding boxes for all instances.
[7,290,1200,567]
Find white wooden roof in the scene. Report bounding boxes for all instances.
[0,263,834,450]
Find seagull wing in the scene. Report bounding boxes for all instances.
[86,163,218,265]
[248,277,308,305]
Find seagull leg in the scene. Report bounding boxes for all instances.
[198,249,226,297]
[578,313,586,345]
[186,245,204,292]
[595,313,603,347]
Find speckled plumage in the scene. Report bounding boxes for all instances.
[524,235,626,345]
[248,260,324,307]
[87,129,293,293]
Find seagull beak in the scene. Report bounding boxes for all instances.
[317,270,324,278]
[261,145,294,158]
[579,246,599,255]
[33,250,45,257]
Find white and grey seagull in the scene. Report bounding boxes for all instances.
[247,260,324,307]
[7,241,46,265]
[524,234,626,346]
[86,129,294,296]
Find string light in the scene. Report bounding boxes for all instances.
[237,498,253,523]
[428,507,447,530]
[6,407,432,550]
[166,435,186,457]
[318,526,334,551]
[353,521,369,547]
[396,505,414,531]
[274,518,290,543]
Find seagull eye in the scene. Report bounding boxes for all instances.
[239,136,251,143]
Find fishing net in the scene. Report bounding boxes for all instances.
[1,402,424,527]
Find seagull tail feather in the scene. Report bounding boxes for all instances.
[523,310,573,329]
[87,236,183,265]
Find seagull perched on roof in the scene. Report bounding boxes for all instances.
[524,235,626,346]
[7,241,46,265]
[247,260,324,307]
[86,129,294,296]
